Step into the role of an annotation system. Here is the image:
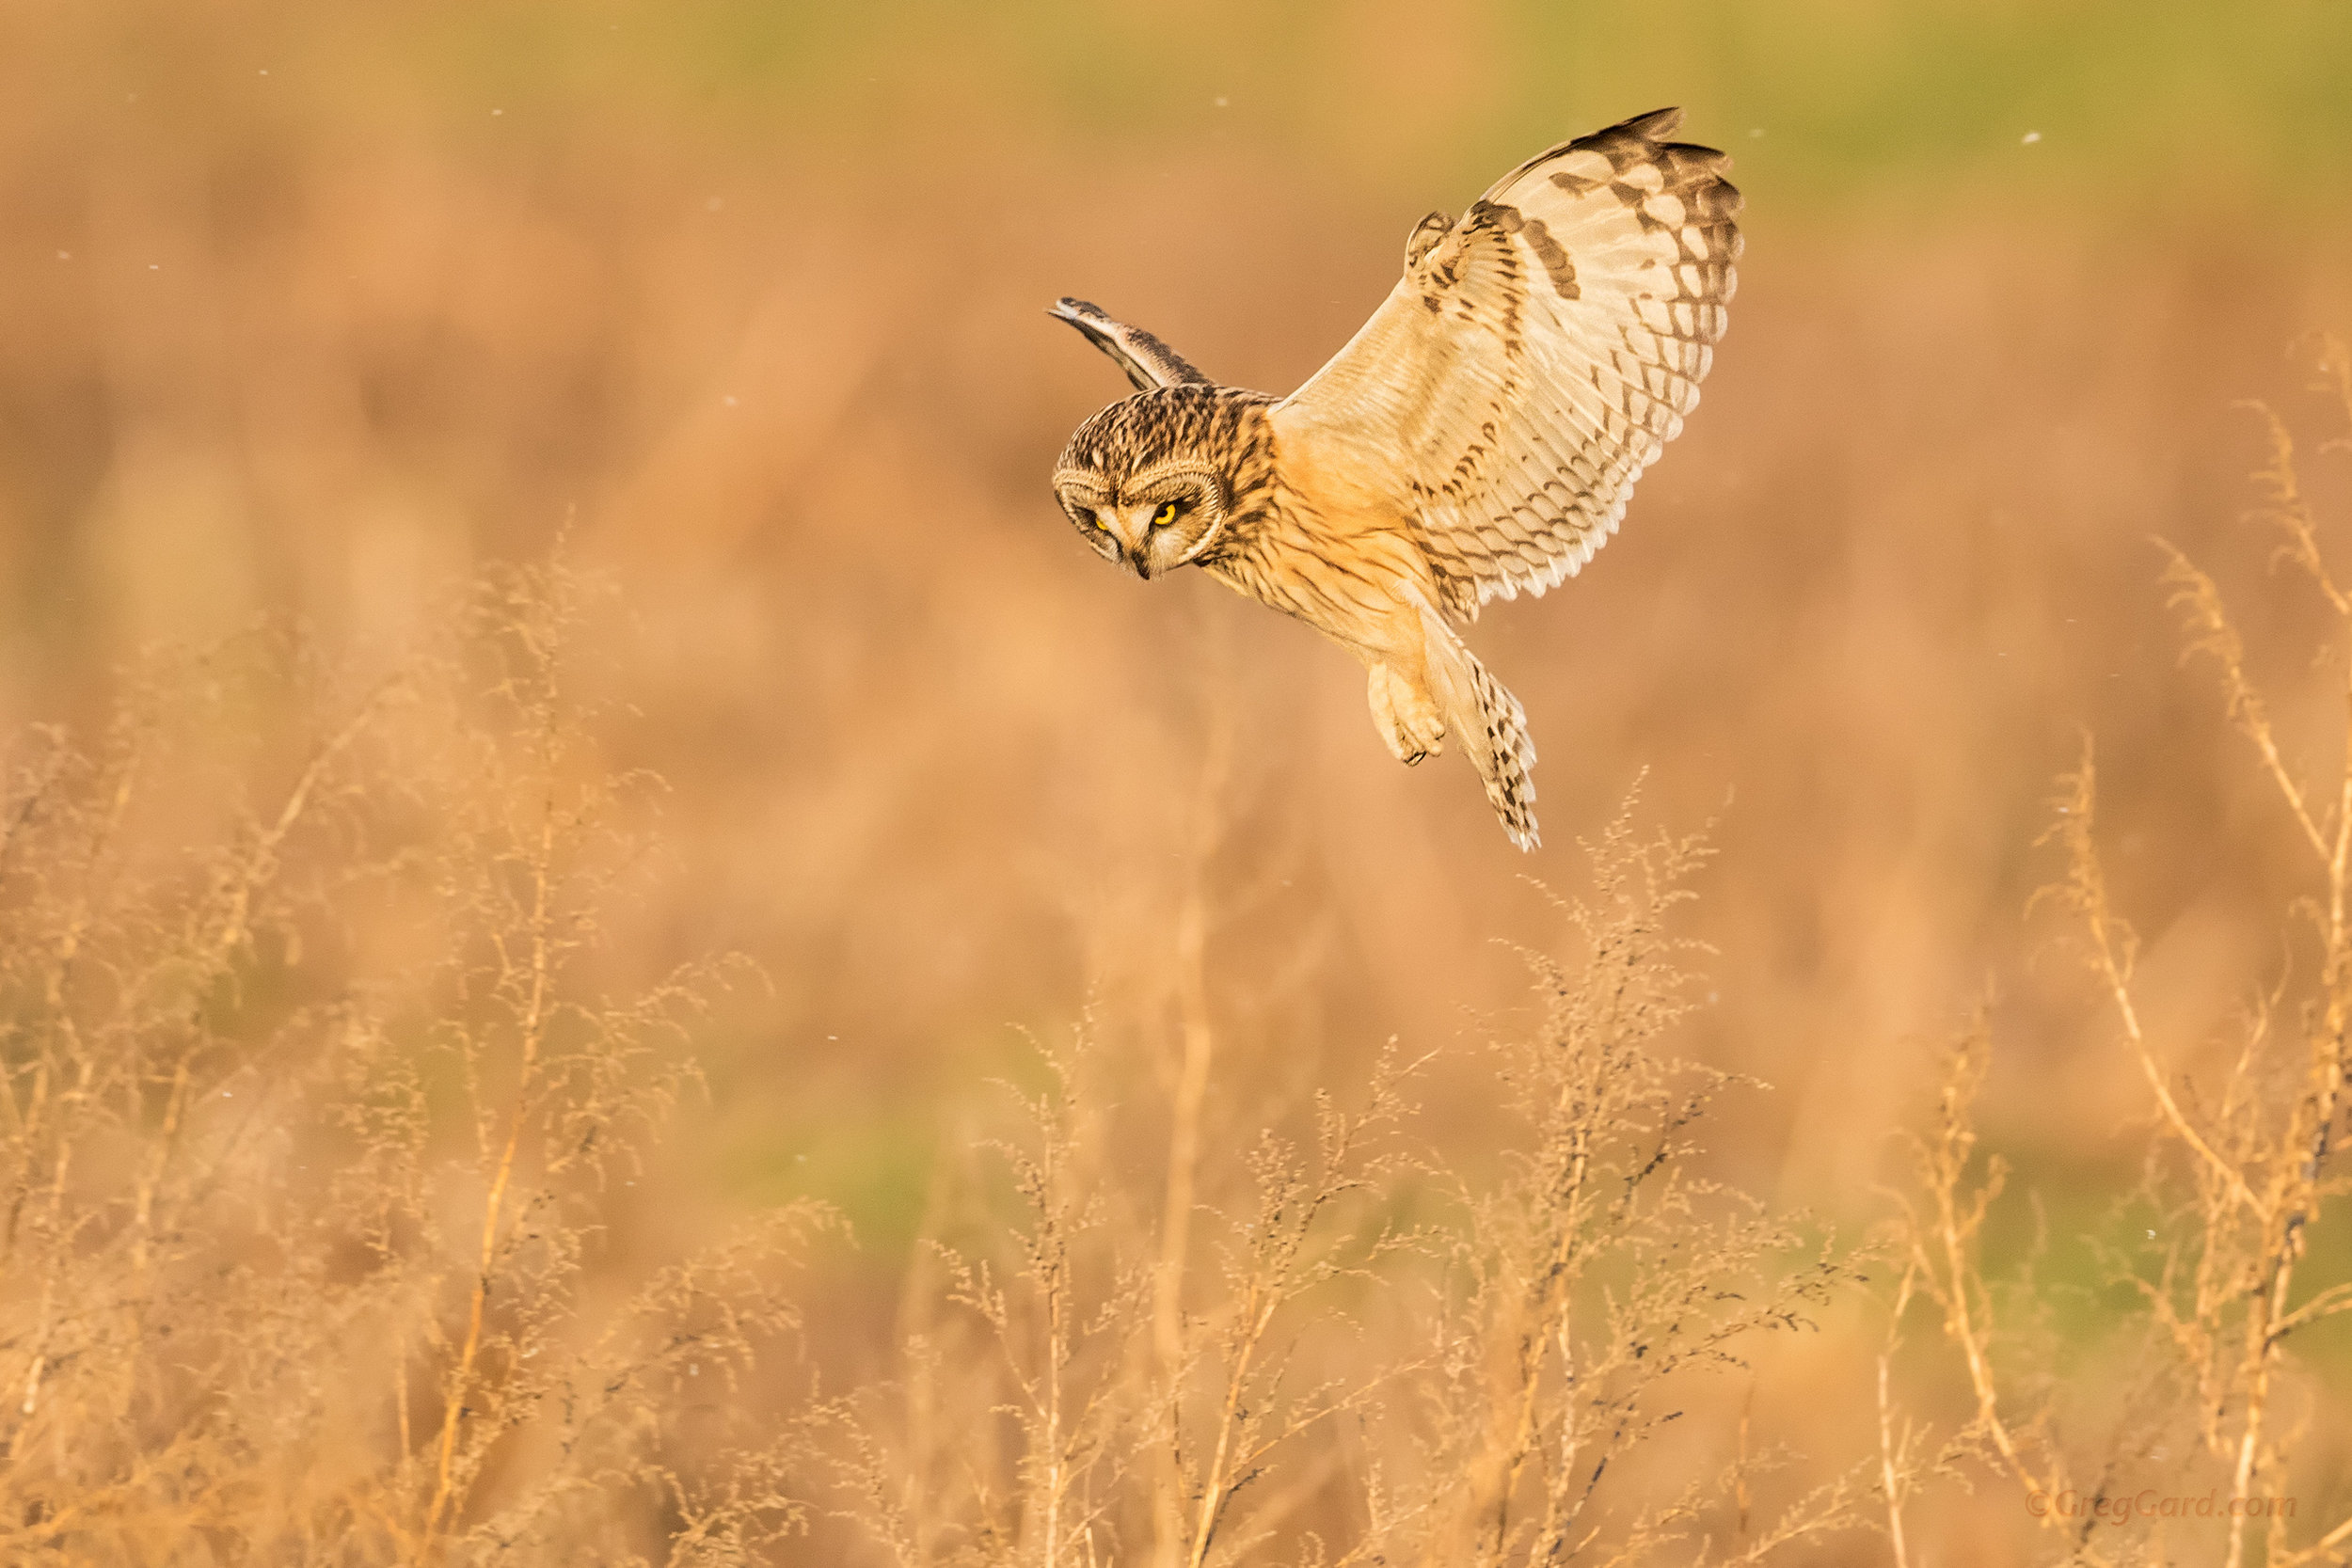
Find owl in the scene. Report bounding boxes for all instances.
[1050,108,1740,849]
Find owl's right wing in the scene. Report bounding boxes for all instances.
[1273,108,1740,622]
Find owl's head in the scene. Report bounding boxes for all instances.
[1051,386,1275,580]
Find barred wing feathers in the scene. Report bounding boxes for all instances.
[1275,107,1740,621]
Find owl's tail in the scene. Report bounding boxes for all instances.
[1418,606,1540,851]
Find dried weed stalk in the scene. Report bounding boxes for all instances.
[1897,337,2352,1566]
[820,1024,1423,1568]
[1384,806,1869,1568]
[830,791,1871,1568]
[0,560,826,1565]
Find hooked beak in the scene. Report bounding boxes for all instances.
[1093,503,1158,579]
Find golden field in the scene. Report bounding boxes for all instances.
[2,3,2350,1562]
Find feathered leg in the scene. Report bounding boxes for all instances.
[1366,662,1446,765]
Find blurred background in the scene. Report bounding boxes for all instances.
[4,0,2351,1553]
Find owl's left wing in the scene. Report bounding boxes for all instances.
[1274,108,1740,621]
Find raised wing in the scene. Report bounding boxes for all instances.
[1275,108,1740,621]
[1048,297,1213,392]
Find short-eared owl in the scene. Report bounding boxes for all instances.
[1050,108,1740,849]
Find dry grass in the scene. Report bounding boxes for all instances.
[810,792,1871,1568]
[0,562,832,1563]
[0,572,1884,1564]
[1888,340,2352,1566]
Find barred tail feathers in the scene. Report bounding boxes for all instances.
[1417,604,1540,850]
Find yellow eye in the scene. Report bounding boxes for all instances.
[1152,501,1180,528]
